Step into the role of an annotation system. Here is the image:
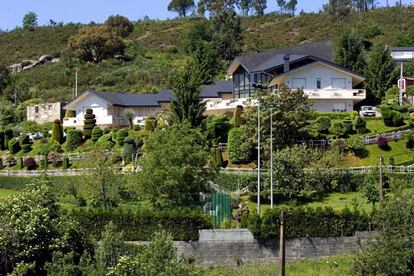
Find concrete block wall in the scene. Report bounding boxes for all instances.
[172,229,374,267]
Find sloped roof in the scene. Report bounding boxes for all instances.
[229,40,334,74]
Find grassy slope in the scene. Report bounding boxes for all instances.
[0,188,19,199]
[1,7,414,101]
[207,254,354,276]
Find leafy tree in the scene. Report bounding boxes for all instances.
[252,0,267,15]
[284,0,297,15]
[65,129,82,151]
[324,0,352,18]
[69,25,125,63]
[0,64,10,94]
[201,0,238,15]
[0,100,16,126]
[170,67,206,128]
[365,45,396,101]
[105,15,134,37]
[83,150,120,208]
[0,180,89,275]
[354,192,414,275]
[334,29,366,74]
[144,115,157,132]
[83,108,96,139]
[242,85,312,154]
[360,170,380,205]
[52,119,64,144]
[276,0,286,12]
[212,8,243,60]
[23,11,38,30]
[167,0,195,17]
[186,20,213,53]
[228,127,252,163]
[116,128,129,146]
[205,114,232,144]
[109,230,197,275]
[138,124,213,204]
[238,0,253,16]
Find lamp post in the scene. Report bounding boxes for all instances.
[269,103,279,209]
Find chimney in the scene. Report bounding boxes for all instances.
[283,54,290,72]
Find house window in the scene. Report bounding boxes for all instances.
[35,106,39,113]
[316,78,321,89]
[332,103,346,112]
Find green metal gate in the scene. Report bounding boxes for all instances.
[211,193,231,228]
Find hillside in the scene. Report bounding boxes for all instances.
[1,7,414,102]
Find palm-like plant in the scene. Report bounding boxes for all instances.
[123,109,135,129]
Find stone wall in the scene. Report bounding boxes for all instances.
[171,229,374,267]
[27,102,63,125]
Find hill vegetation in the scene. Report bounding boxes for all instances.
[0,7,414,103]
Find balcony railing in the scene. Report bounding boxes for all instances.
[303,89,366,100]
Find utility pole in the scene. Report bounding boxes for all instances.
[75,68,78,98]
[379,156,384,206]
[279,211,286,276]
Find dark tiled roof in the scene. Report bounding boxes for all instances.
[215,80,233,93]
[200,80,233,98]
[235,40,333,73]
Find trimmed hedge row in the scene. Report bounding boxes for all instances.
[66,207,212,241]
[248,207,372,240]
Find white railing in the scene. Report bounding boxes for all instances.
[304,89,366,100]
[361,129,413,144]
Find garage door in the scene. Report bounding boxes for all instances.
[292,78,306,89]
[332,78,346,89]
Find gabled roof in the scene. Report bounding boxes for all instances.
[228,40,333,74]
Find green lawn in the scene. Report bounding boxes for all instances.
[0,188,19,199]
[343,139,414,167]
[364,119,409,135]
[206,254,354,276]
[247,192,372,215]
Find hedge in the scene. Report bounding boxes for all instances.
[91,127,103,142]
[117,128,129,146]
[0,131,4,151]
[228,127,251,164]
[8,137,20,154]
[66,129,83,151]
[52,119,64,144]
[66,207,212,241]
[312,112,352,120]
[144,116,157,132]
[248,207,372,240]
[122,136,136,162]
[3,129,13,150]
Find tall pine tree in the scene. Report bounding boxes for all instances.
[365,45,396,101]
[334,29,366,74]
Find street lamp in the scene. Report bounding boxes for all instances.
[252,83,268,214]
[269,103,279,209]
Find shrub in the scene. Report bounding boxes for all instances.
[122,136,137,162]
[51,119,63,144]
[377,135,389,150]
[66,208,212,241]
[248,207,371,240]
[133,125,141,131]
[64,109,76,118]
[83,109,96,138]
[3,129,13,150]
[18,157,24,169]
[210,145,224,168]
[232,105,244,127]
[392,111,404,126]
[65,129,82,151]
[380,106,394,126]
[406,134,414,150]
[315,116,331,134]
[21,144,32,153]
[347,137,367,157]
[95,133,114,150]
[228,127,251,164]
[330,121,345,137]
[24,157,37,170]
[91,126,103,142]
[105,14,134,37]
[116,128,129,146]
[342,119,353,134]
[111,129,118,141]
[62,156,70,169]
[8,137,20,154]
[354,116,367,134]
[144,116,157,132]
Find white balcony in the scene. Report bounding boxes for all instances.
[63,115,128,128]
[303,89,366,100]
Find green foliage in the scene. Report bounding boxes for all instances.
[116,128,129,146]
[360,170,380,205]
[68,207,212,241]
[22,11,38,30]
[65,129,83,151]
[168,0,195,17]
[248,207,371,240]
[24,157,37,170]
[210,145,224,168]
[64,109,76,118]
[68,25,125,63]
[63,156,70,169]
[83,109,96,139]
[205,114,231,145]
[323,0,352,18]
[315,116,331,134]
[91,126,104,142]
[0,180,89,275]
[228,127,251,164]
[365,45,396,101]
[122,136,137,163]
[342,119,353,134]
[384,85,399,104]
[186,20,212,53]
[189,40,222,85]
[232,105,244,127]
[138,124,213,204]
[105,15,134,37]
[406,133,414,150]
[354,192,414,275]
[95,133,115,150]
[3,129,13,150]
[8,137,20,154]
[52,119,64,144]
[144,116,157,132]
[21,143,32,153]
[334,29,366,74]
[330,120,345,137]
[354,116,367,134]
[122,109,135,129]
[0,130,4,150]
[380,105,394,126]
[392,111,404,127]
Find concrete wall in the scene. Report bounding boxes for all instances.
[310,99,354,112]
[27,102,62,124]
[162,229,373,267]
